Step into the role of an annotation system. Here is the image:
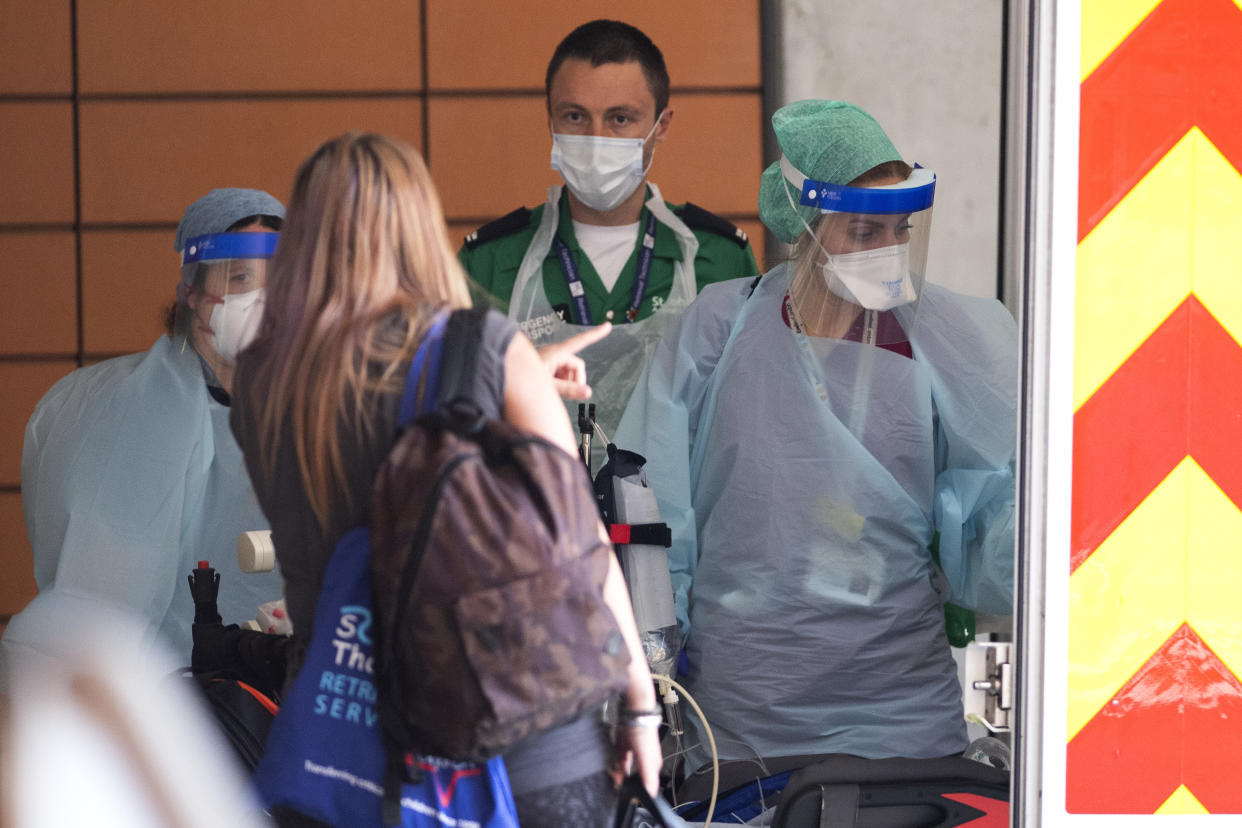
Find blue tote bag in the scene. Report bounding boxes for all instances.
[252,311,519,827]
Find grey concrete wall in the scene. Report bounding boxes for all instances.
[771,1,1004,300]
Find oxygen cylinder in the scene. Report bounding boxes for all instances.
[596,447,681,678]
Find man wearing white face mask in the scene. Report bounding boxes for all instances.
[459,19,757,459]
[1,189,286,692]
[616,100,1018,771]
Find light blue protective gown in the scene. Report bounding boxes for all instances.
[614,263,1017,768]
[0,336,283,691]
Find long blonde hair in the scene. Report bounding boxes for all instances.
[247,132,471,531]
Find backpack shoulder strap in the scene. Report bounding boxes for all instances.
[398,309,451,426]
[435,307,492,413]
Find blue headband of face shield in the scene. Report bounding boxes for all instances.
[181,231,280,265]
[780,157,937,214]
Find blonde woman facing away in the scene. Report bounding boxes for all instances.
[230,133,660,827]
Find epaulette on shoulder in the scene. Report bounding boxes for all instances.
[462,207,533,251]
[674,202,749,249]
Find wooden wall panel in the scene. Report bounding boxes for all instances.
[0,362,77,488]
[77,0,422,93]
[645,93,763,216]
[0,1,73,94]
[0,103,75,224]
[426,0,761,90]
[429,96,554,220]
[78,99,423,224]
[0,493,36,617]
[0,233,78,355]
[80,231,174,356]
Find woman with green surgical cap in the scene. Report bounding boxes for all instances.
[614,100,1017,770]
[1,189,287,692]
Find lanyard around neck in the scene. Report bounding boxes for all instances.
[553,210,658,325]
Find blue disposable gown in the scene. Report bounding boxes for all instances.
[614,263,1017,767]
[0,336,283,690]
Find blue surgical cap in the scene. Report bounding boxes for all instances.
[174,188,285,254]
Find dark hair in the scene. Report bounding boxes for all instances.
[163,213,284,336]
[229,213,283,234]
[545,19,670,114]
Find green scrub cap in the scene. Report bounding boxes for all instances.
[758,100,903,244]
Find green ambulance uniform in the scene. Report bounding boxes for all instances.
[459,187,757,324]
[458,185,757,466]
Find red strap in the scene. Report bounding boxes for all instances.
[211,678,280,717]
[609,524,631,544]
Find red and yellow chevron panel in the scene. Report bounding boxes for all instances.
[1072,297,1242,569]
[1079,0,1242,241]
[1070,0,1242,814]
[1068,624,1242,812]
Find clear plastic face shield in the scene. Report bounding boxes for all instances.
[177,231,278,372]
[782,159,935,346]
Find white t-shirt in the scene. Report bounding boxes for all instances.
[572,220,640,293]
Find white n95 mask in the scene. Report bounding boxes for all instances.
[208,289,265,362]
[822,244,917,311]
